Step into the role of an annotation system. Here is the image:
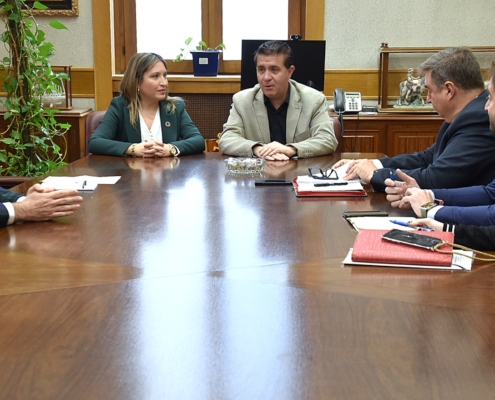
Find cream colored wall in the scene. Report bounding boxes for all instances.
[9,0,495,71]
[3,0,493,108]
[54,0,494,70]
[21,0,94,108]
[324,0,494,69]
[36,1,93,67]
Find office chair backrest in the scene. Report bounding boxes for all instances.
[0,176,32,189]
[85,110,107,155]
[331,116,343,152]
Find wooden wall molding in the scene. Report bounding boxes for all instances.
[110,69,409,100]
[92,0,113,110]
[71,68,95,98]
[0,68,95,99]
[0,68,426,101]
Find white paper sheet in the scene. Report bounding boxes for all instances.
[345,216,416,232]
[296,164,364,192]
[41,175,121,191]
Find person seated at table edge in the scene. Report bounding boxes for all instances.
[218,40,338,160]
[385,60,495,227]
[88,52,205,158]
[0,186,83,227]
[333,47,495,192]
[409,218,495,251]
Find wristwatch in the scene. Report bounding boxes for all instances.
[170,144,178,157]
[420,199,444,218]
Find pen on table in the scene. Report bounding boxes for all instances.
[314,182,348,187]
[390,219,432,231]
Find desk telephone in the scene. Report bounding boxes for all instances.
[334,88,362,113]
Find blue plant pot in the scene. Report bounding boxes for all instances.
[191,50,220,76]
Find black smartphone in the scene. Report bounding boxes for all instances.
[382,229,444,250]
[255,180,293,186]
[342,210,388,218]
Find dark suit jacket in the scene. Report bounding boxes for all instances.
[448,223,495,251]
[0,187,23,227]
[371,90,495,191]
[428,179,495,226]
[88,96,205,156]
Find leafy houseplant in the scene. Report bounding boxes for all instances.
[173,37,226,62]
[0,0,70,177]
[174,37,226,77]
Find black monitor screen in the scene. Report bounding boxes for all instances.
[240,39,326,91]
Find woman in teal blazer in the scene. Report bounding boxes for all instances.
[88,53,205,157]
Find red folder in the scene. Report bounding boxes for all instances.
[292,178,367,197]
[351,229,454,266]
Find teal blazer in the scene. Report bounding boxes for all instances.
[88,96,205,156]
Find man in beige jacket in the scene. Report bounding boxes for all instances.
[219,40,337,160]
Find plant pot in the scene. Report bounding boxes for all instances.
[191,50,220,76]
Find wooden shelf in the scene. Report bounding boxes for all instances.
[112,74,241,94]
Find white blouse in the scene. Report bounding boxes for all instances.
[138,108,162,142]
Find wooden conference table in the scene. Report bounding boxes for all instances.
[2,153,495,399]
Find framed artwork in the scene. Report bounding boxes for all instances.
[25,0,79,16]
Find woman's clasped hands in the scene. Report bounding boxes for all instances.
[129,140,175,158]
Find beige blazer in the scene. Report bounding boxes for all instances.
[219,80,337,158]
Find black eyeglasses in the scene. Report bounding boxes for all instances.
[308,167,338,180]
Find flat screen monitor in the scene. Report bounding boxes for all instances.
[240,39,326,91]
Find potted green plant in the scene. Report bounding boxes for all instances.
[0,0,71,177]
[174,37,226,77]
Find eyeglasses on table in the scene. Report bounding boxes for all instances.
[308,167,339,180]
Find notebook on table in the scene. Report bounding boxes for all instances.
[292,178,367,197]
[342,229,472,270]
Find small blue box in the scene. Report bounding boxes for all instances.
[191,51,220,76]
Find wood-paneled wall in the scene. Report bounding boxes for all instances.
[110,69,412,100]
[11,66,489,101]
[0,68,95,99]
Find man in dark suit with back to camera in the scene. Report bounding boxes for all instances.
[219,40,338,160]
[389,60,495,251]
[0,185,83,227]
[333,47,495,191]
[387,61,495,227]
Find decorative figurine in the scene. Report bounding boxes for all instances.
[396,68,426,106]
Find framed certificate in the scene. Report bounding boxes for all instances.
[25,0,79,16]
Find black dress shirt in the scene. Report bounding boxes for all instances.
[264,87,290,144]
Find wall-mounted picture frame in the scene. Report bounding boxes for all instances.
[25,0,79,16]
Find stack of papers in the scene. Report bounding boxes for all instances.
[293,164,366,197]
[345,216,416,232]
[343,249,473,271]
[41,175,121,191]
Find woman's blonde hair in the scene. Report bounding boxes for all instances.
[120,52,177,127]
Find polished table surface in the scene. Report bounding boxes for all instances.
[2,153,495,399]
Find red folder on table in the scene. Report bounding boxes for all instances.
[351,229,454,266]
[292,178,367,197]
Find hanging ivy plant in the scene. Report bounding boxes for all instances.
[0,0,70,176]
